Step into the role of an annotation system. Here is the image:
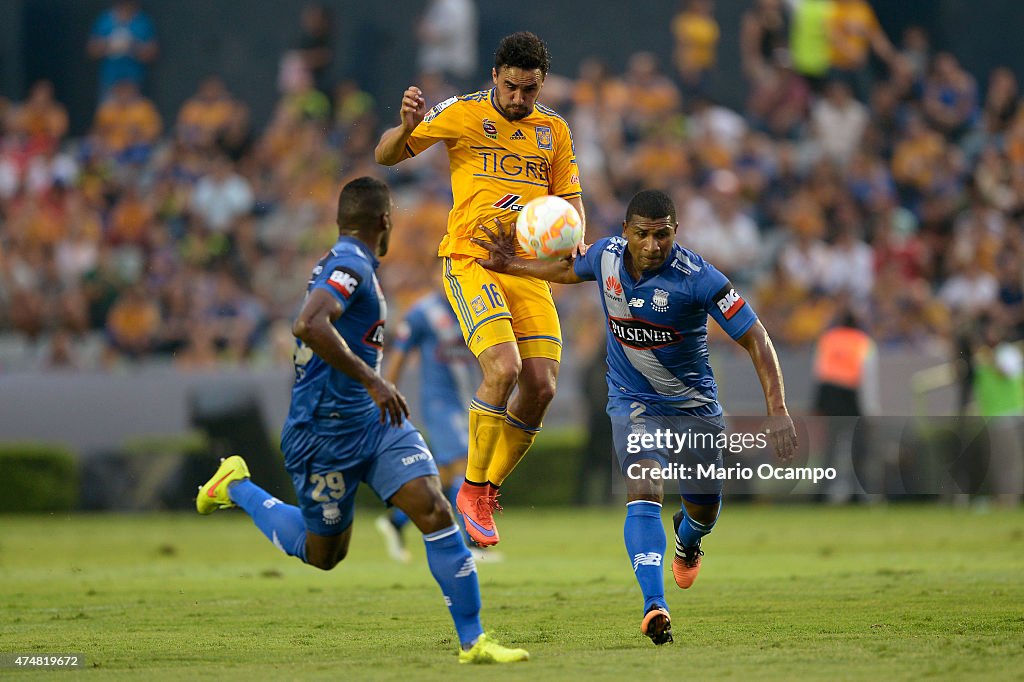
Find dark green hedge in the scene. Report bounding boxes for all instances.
[0,443,79,513]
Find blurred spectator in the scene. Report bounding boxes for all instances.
[898,25,931,85]
[939,261,998,317]
[291,3,335,95]
[822,202,873,299]
[621,52,681,140]
[740,0,790,83]
[827,0,904,99]
[811,79,868,166]
[91,80,162,158]
[746,64,811,139]
[922,53,978,140]
[679,169,761,282]
[8,81,68,152]
[87,0,158,100]
[789,0,833,90]
[671,0,720,97]
[417,0,478,89]
[176,76,249,153]
[105,285,161,361]
[190,154,254,233]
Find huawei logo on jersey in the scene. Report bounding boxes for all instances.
[608,316,681,350]
[605,275,623,298]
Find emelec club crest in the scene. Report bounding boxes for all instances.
[652,289,670,312]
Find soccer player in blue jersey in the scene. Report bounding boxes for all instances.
[195,177,528,664]
[375,290,482,562]
[473,189,798,646]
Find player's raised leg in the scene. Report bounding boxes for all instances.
[389,474,528,663]
[487,356,557,488]
[196,455,341,566]
[672,496,721,589]
[456,340,520,546]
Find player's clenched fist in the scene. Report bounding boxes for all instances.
[400,86,426,132]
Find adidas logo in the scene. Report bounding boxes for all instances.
[511,129,526,141]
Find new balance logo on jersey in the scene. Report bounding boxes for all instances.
[511,129,527,140]
[633,552,662,570]
[715,285,746,320]
[493,193,524,211]
[608,316,681,350]
[328,267,361,298]
[628,298,645,308]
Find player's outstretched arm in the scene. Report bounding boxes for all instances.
[293,289,409,426]
[735,320,798,462]
[567,196,589,257]
[374,86,426,166]
[471,220,583,285]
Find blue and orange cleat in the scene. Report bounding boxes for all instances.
[456,483,501,547]
[641,606,673,645]
[672,510,703,589]
[196,455,250,515]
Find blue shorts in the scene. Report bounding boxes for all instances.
[281,418,439,536]
[422,398,469,466]
[607,394,724,504]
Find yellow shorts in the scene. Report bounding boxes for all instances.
[441,255,562,362]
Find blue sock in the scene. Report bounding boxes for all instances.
[676,501,721,548]
[391,507,410,529]
[624,500,667,614]
[423,525,483,649]
[229,479,308,562]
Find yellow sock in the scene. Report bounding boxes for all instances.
[486,411,540,486]
[465,399,507,483]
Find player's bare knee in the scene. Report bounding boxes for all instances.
[308,545,347,571]
[525,377,556,408]
[414,493,455,534]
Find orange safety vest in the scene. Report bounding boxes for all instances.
[814,327,873,389]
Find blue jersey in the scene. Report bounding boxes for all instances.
[90,9,156,92]
[393,292,478,408]
[285,236,387,435]
[573,237,758,416]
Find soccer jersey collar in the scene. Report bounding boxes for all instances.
[489,88,536,120]
[336,235,380,269]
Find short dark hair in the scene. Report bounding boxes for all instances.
[494,32,551,75]
[625,190,676,224]
[337,176,390,229]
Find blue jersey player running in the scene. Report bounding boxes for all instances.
[195,177,528,664]
[473,189,798,646]
[375,290,482,562]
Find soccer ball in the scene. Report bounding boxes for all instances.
[515,195,583,260]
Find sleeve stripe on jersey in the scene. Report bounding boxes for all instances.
[558,192,582,199]
[404,142,416,158]
[472,174,549,188]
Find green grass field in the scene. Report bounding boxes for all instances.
[1,505,1022,680]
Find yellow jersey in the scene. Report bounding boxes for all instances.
[402,89,582,259]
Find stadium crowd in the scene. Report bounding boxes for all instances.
[0,0,1021,379]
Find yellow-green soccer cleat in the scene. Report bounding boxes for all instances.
[458,633,530,664]
[196,455,250,515]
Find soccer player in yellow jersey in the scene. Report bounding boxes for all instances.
[376,32,584,546]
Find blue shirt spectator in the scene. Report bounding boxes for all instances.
[88,0,158,98]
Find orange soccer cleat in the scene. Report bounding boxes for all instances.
[672,510,704,589]
[456,482,501,547]
[641,606,673,645]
